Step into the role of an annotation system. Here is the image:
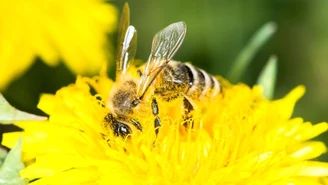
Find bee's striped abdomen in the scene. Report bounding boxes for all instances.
[183,63,221,100]
[154,61,221,101]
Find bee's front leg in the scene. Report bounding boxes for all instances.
[130,118,142,131]
[151,98,161,135]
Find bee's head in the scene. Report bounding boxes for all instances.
[108,80,140,116]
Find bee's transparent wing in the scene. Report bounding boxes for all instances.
[137,21,187,98]
[116,3,137,80]
[118,26,137,76]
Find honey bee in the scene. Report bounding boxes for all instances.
[105,4,221,138]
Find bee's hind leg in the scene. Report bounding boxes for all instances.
[183,97,194,129]
[151,98,161,135]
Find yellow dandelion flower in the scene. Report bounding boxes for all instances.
[0,0,117,90]
[2,66,328,185]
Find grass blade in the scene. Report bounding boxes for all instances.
[257,55,278,99]
[228,22,277,83]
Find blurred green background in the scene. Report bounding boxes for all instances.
[1,0,327,160]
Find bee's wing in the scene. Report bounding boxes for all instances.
[137,21,187,98]
[116,3,137,80]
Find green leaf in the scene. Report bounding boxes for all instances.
[0,147,8,167]
[228,22,277,83]
[257,55,278,99]
[0,138,28,185]
[0,93,47,124]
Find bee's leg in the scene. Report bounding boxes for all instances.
[152,98,161,135]
[183,97,194,128]
[131,119,143,131]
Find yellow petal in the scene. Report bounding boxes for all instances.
[289,141,327,160]
[0,0,117,90]
[3,72,327,184]
[273,85,306,120]
[298,162,328,176]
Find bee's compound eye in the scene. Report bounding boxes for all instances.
[118,123,131,138]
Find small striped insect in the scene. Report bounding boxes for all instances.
[105,4,221,138]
